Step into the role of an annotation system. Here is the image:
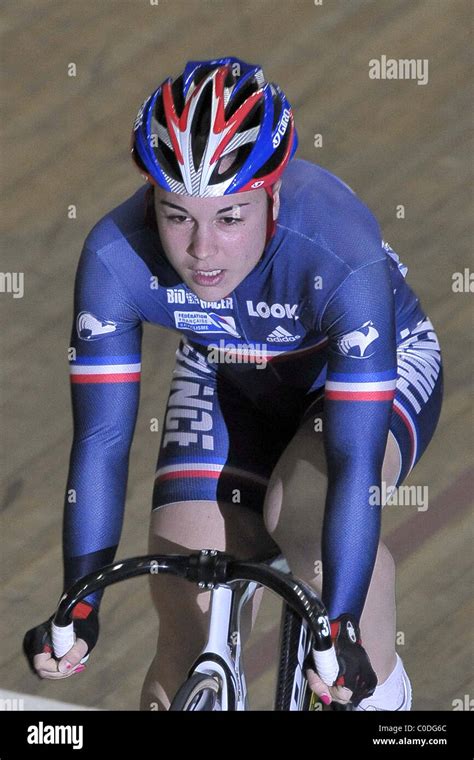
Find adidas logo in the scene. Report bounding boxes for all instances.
[266,325,301,342]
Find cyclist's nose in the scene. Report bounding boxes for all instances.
[188,225,218,261]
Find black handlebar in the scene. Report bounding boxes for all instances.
[53,549,333,653]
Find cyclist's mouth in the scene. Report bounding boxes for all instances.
[191,269,225,287]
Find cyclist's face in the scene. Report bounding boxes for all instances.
[154,182,281,300]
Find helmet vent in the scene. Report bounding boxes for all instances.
[211,144,252,184]
[156,140,182,182]
[171,75,185,116]
[190,80,213,171]
[225,77,260,121]
[216,148,239,175]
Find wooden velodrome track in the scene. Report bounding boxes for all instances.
[1,0,472,711]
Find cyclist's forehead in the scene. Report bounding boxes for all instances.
[154,187,265,215]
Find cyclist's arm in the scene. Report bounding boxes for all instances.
[63,245,143,610]
[320,258,397,621]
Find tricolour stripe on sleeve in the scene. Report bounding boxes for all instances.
[70,354,141,384]
[325,369,397,401]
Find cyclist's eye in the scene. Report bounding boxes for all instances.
[218,217,243,226]
[166,215,190,224]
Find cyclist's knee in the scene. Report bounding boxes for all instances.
[263,475,284,536]
[375,541,396,582]
[381,430,402,491]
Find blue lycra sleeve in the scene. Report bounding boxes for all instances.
[62,247,143,608]
[320,259,397,621]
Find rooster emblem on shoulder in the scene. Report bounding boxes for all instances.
[336,320,379,358]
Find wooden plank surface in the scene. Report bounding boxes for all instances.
[1,0,472,710]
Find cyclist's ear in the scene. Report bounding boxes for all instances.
[271,179,283,220]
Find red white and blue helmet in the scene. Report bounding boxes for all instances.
[131,56,298,198]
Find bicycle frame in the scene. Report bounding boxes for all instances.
[189,582,253,710]
[188,552,291,710]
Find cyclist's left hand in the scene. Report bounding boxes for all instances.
[306,613,377,706]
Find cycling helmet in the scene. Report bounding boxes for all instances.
[131,56,298,198]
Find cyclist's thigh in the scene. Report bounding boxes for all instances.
[154,339,288,515]
[262,402,402,584]
[148,339,285,633]
[148,500,278,641]
[149,499,276,559]
[264,316,443,567]
[263,395,327,557]
[264,409,401,540]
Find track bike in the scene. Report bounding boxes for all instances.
[52,548,351,711]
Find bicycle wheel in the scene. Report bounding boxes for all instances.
[275,601,313,710]
[169,672,222,711]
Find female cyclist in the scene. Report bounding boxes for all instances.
[24,56,443,711]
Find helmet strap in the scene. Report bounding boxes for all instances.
[265,185,276,245]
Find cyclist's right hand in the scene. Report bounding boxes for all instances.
[23,601,99,680]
